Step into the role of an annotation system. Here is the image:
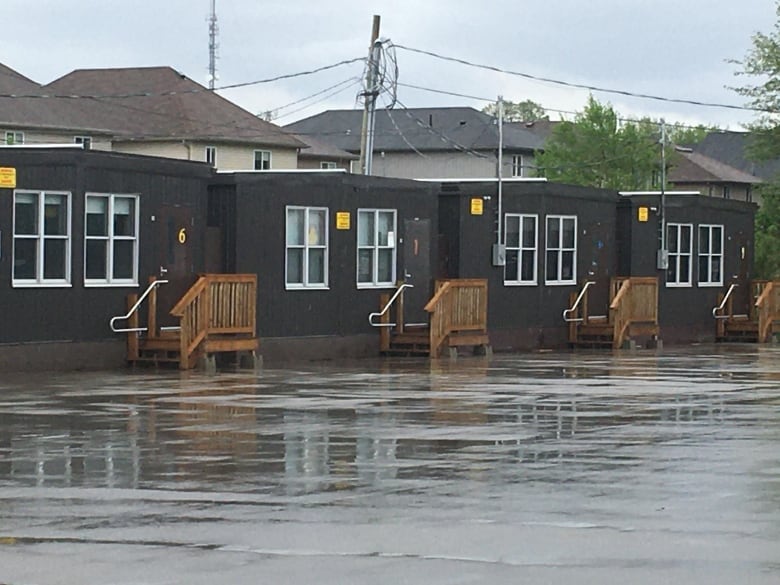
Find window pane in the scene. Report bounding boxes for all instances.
[522,217,536,248]
[698,256,709,282]
[668,226,678,251]
[308,210,326,246]
[505,216,520,248]
[521,250,535,281]
[547,218,560,247]
[667,256,678,283]
[308,249,325,284]
[286,249,303,284]
[86,197,108,236]
[711,257,721,282]
[699,227,710,254]
[562,218,575,248]
[377,212,393,246]
[286,209,304,245]
[680,226,691,252]
[86,240,108,279]
[14,194,38,235]
[505,250,519,281]
[377,249,393,282]
[13,239,36,279]
[561,251,574,280]
[358,249,373,283]
[44,194,68,236]
[546,251,558,280]
[679,256,690,282]
[712,228,722,253]
[358,211,374,246]
[114,198,135,237]
[43,239,67,279]
[113,240,134,280]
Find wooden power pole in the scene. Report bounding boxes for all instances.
[358,15,381,175]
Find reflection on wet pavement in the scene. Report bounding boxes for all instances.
[1,346,779,584]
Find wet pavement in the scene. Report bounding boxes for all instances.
[1,345,779,584]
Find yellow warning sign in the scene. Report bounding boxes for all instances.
[0,167,16,188]
[638,206,649,222]
[470,198,483,215]
[336,211,351,230]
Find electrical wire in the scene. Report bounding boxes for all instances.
[390,42,770,114]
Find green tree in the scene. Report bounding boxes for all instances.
[535,96,659,190]
[482,99,548,122]
[732,1,780,278]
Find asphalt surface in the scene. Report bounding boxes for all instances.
[1,345,779,584]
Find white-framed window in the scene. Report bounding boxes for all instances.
[349,160,361,174]
[12,190,71,286]
[698,224,723,287]
[84,194,139,286]
[254,150,271,170]
[320,161,337,170]
[205,146,217,166]
[285,206,328,289]
[357,209,396,287]
[545,215,577,285]
[5,131,24,145]
[504,213,538,285]
[74,136,92,149]
[667,223,693,287]
[511,154,525,177]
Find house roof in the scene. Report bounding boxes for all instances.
[0,63,40,94]
[506,119,560,142]
[694,130,780,180]
[669,149,763,185]
[285,106,545,153]
[43,66,303,148]
[293,133,357,160]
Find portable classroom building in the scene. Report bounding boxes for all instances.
[0,147,212,371]
[207,171,439,360]
[617,191,756,344]
[437,179,621,350]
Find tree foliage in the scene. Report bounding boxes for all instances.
[482,99,548,122]
[732,1,780,278]
[534,96,659,190]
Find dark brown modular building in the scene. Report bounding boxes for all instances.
[0,147,212,371]
[207,171,439,360]
[436,179,621,350]
[617,191,756,344]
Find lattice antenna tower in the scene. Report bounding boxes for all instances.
[208,0,219,90]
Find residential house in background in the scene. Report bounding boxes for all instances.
[43,66,304,170]
[668,148,763,204]
[286,106,544,179]
[693,130,780,181]
[292,133,358,171]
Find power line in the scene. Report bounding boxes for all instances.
[390,42,769,114]
[263,76,363,120]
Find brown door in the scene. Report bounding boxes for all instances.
[402,218,431,325]
[156,205,196,326]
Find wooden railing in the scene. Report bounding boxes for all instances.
[755,280,780,343]
[424,279,488,357]
[170,274,257,369]
[609,277,658,349]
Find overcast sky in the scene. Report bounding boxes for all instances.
[4,0,777,129]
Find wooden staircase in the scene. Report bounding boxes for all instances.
[377,279,490,358]
[567,277,659,349]
[716,280,780,343]
[123,274,258,369]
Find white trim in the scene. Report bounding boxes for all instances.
[666,223,693,287]
[205,145,217,167]
[503,213,538,285]
[416,177,547,183]
[216,168,348,174]
[697,224,724,287]
[12,190,72,287]
[356,208,397,287]
[544,215,577,285]
[285,205,329,289]
[83,193,140,286]
[253,149,272,170]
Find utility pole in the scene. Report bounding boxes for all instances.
[208,0,219,90]
[358,15,381,175]
[493,96,506,266]
[657,118,668,270]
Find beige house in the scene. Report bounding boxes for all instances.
[668,149,763,205]
[1,63,303,170]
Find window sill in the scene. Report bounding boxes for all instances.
[285,285,330,291]
[84,281,140,288]
[666,283,693,288]
[357,283,396,290]
[544,281,577,286]
[504,281,538,287]
[698,282,723,288]
[12,282,73,289]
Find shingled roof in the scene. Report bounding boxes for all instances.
[669,149,762,185]
[286,106,544,153]
[44,66,303,148]
[694,130,780,180]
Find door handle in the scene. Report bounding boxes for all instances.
[159,266,168,275]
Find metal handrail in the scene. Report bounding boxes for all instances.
[109,279,169,333]
[369,283,413,327]
[712,283,745,319]
[562,281,595,322]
